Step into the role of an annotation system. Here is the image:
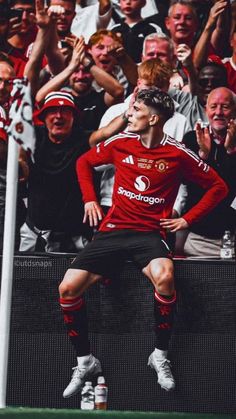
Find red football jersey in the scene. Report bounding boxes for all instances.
[222,58,236,94]
[77,132,228,232]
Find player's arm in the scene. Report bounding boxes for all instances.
[89,112,128,147]
[181,154,228,225]
[160,150,228,232]
[161,184,189,232]
[76,140,114,226]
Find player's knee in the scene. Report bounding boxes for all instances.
[59,282,81,299]
[154,266,174,295]
[58,271,83,299]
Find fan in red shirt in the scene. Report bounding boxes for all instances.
[58,87,228,398]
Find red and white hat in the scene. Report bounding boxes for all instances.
[37,91,76,120]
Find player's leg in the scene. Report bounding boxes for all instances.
[59,268,103,398]
[143,257,176,391]
[59,231,125,398]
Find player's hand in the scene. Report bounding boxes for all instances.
[83,201,104,227]
[160,217,189,232]
[195,120,211,160]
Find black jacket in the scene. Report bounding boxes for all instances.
[27,124,91,237]
[183,130,236,238]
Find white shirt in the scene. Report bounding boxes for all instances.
[71,3,112,43]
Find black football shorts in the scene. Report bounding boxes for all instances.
[70,229,172,277]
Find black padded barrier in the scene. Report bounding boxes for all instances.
[2,255,236,413]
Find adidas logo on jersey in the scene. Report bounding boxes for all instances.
[122,155,134,164]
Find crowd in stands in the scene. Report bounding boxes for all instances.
[0,0,235,258]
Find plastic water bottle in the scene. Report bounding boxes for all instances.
[94,376,108,410]
[220,230,233,259]
[80,381,95,410]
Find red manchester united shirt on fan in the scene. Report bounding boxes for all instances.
[77,132,227,232]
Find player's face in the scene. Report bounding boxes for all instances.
[127,99,152,133]
[44,107,74,142]
[206,88,235,135]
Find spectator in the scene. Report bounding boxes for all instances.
[142,32,175,64]
[23,0,68,97]
[110,0,160,24]
[59,87,228,398]
[8,0,37,57]
[110,0,163,63]
[183,87,236,257]
[20,91,92,253]
[165,0,198,50]
[142,32,195,90]
[35,36,124,130]
[169,61,228,130]
[165,1,230,87]
[71,0,112,43]
[193,0,231,71]
[110,0,170,33]
[49,0,76,40]
[20,0,76,81]
[87,29,138,97]
[164,0,199,87]
[0,2,28,76]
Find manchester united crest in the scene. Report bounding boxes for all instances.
[155,159,169,172]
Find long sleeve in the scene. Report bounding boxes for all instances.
[76,140,114,203]
[180,151,228,225]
